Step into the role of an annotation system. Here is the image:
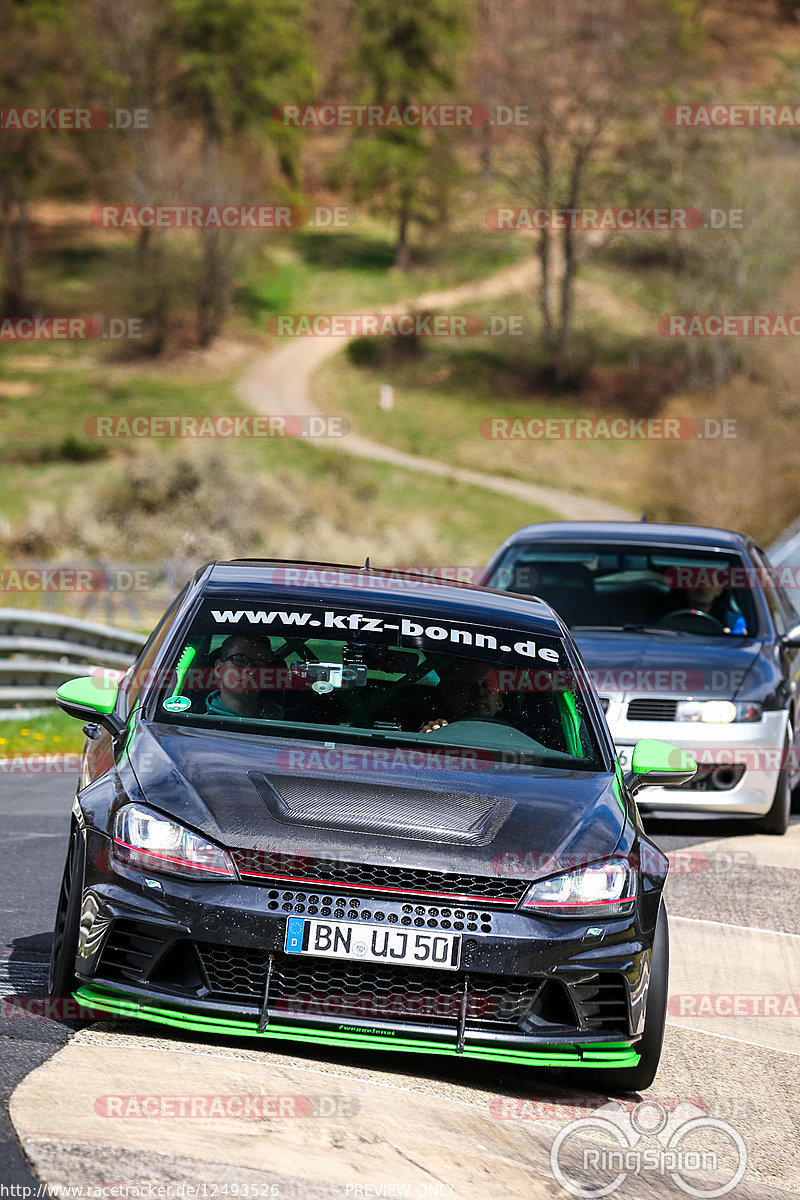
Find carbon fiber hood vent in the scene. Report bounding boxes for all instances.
[247,772,514,845]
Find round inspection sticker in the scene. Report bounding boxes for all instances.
[163,696,192,712]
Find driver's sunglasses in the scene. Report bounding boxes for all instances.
[220,653,273,668]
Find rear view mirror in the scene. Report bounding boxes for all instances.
[290,661,368,691]
[782,621,800,649]
[623,738,697,795]
[55,674,126,743]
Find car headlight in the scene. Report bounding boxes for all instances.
[520,859,636,917]
[112,803,237,880]
[675,700,762,724]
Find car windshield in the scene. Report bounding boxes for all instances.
[147,598,604,771]
[487,542,760,636]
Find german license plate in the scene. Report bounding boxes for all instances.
[284,917,461,970]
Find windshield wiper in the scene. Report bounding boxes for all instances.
[572,624,680,635]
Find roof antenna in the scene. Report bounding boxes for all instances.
[640,506,648,522]
[362,556,370,570]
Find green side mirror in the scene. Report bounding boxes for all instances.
[623,738,697,795]
[55,674,126,741]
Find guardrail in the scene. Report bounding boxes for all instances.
[0,608,146,716]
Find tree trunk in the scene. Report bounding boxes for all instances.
[535,138,556,355]
[197,225,223,348]
[196,112,226,347]
[396,190,411,269]
[1,176,28,318]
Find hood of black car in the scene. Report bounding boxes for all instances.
[573,630,763,697]
[127,721,626,882]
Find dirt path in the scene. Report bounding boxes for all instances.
[236,259,636,522]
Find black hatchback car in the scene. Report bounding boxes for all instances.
[51,560,695,1090]
[482,522,800,834]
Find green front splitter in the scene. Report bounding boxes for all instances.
[74,985,640,1069]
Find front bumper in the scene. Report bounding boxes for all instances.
[74,985,641,1069]
[73,830,658,1066]
[607,703,787,816]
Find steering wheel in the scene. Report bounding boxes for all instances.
[421,715,507,732]
[655,608,726,634]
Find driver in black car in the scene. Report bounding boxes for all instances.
[662,582,748,635]
[419,659,504,733]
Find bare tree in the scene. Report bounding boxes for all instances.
[486,0,699,381]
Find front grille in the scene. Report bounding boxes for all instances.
[598,696,610,714]
[627,698,678,722]
[197,945,550,1030]
[198,943,270,998]
[196,945,629,1036]
[230,850,527,905]
[253,889,495,933]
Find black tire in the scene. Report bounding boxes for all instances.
[788,724,800,814]
[48,829,84,997]
[577,902,669,1095]
[758,732,791,835]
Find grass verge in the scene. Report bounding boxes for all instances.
[0,709,84,758]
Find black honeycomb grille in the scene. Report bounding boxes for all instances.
[195,944,629,1035]
[230,850,526,904]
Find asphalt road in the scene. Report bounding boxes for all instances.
[2,774,799,1199]
[0,772,73,1185]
